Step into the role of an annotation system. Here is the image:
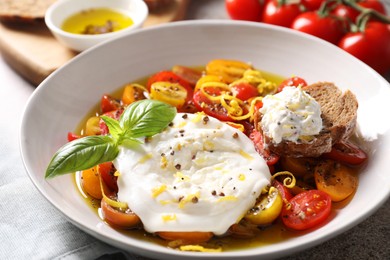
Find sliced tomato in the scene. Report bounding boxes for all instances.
[322,140,368,165]
[192,88,233,122]
[99,108,124,135]
[277,76,307,93]
[150,81,187,108]
[67,132,81,142]
[249,130,280,166]
[146,71,194,103]
[281,190,332,230]
[231,82,259,101]
[98,162,118,192]
[101,94,121,114]
[272,179,293,202]
[171,65,202,87]
[314,160,358,202]
[101,199,141,229]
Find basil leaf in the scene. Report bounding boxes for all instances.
[101,115,122,141]
[120,99,176,138]
[45,135,119,178]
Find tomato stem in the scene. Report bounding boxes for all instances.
[342,0,390,26]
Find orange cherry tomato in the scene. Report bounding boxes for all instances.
[101,199,141,229]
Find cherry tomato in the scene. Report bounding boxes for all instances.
[101,199,141,229]
[225,0,264,22]
[272,179,293,202]
[67,132,81,142]
[249,130,280,166]
[101,94,121,114]
[81,166,103,199]
[98,162,118,192]
[314,160,358,202]
[192,88,233,122]
[262,0,303,28]
[157,231,213,243]
[281,190,332,230]
[338,22,390,75]
[99,108,124,135]
[245,187,283,225]
[301,0,325,11]
[171,65,202,87]
[291,11,346,45]
[231,82,259,101]
[121,84,147,106]
[277,76,307,92]
[150,81,188,108]
[322,140,368,165]
[279,156,317,177]
[146,71,194,103]
[85,116,101,136]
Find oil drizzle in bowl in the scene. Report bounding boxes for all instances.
[62,8,134,35]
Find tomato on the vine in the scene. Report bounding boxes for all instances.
[301,0,325,11]
[262,0,303,28]
[338,22,390,75]
[225,0,264,22]
[281,190,332,230]
[291,11,346,45]
[332,1,386,25]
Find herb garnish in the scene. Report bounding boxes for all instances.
[45,99,176,179]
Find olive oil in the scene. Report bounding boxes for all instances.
[62,8,134,35]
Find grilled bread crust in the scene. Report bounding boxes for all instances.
[0,0,56,24]
[257,82,358,158]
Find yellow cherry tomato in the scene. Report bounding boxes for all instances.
[205,59,252,83]
[150,81,187,108]
[121,83,147,106]
[85,116,101,136]
[244,187,283,225]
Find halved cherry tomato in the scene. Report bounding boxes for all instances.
[272,179,293,202]
[172,65,202,87]
[67,132,81,142]
[281,190,332,230]
[245,187,283,225]
[205,59,252,84]
[277,76,307,93]
[99,109,123,135]
[150,82,187,108]
[314,160,358,202]
[101,94,121,114]
[81,166,103,199]
[249,130,280,166]
[322,140,368,165]
[192,88,233,122]
[262,0,303,28]
[225,0,264,22]
[85,116,102,136]
[121,84,147,106]
[101,199,141,229]
[228,222,257,238]
[156,231,213,243]
[98,162,118,192]
[146,71,193,103]
[231,82,259,101]
[279,156,317,177]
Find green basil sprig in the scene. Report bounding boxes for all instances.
[45,99,176,179]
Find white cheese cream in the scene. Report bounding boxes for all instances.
[113,113,270,235]
[260,86,322,144]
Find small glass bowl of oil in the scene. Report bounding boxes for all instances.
[45,0,148,52]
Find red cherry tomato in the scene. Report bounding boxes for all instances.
[272,179,293,202]
[99,108,124,135]
[146,71,194,103]
[225,0,264,22]
[101,199,141,229]
[101,95,121,114]
[322,140,368,165]
[98,162,118,192]
[249,130,280,166]
[301,0,325,11]
[192,89,233,122]
[338,22,390,75]
[67,132,81,142]
[262,0,303,28]
[231,82,259,101]
[291,11,346,45]
[277,76,307,92]
[281,190,332,230]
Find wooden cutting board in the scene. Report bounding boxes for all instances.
[0,0,189,86]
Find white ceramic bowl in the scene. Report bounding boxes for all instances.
[45,0,148,52]
[20,21,390,259]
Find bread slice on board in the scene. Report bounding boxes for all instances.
[258,82,358,158]
[0,0,57,24]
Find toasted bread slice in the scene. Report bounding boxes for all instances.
[257,82,358,158]
[0,0,56,24]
